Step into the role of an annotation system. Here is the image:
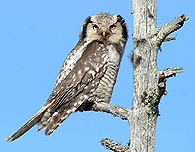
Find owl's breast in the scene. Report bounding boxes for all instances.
[70,41,123,111]
[91,44,122,103]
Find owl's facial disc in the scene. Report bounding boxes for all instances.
[87,22,120,42]
[79,12,128,44]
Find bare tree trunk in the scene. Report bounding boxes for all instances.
[86,0,188,152]
[129,0,188,151]
[129,0,158,151]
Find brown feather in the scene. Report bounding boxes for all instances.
[44,41,109,135]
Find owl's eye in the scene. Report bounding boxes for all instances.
[110,24,116,30]
[93,24,99,30]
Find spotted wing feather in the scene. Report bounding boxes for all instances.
[5,40,91,142]
[42,41,108,135]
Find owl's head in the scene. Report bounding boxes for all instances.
[79,12,128,44]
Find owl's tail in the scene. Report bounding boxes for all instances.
[5,103,51,142]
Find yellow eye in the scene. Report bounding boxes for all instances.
[110,24,116,30]
[93,24,99,30]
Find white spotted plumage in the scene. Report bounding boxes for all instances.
[6,12,128,142]
[55,40,92,87]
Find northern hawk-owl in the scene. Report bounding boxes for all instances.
[6,12,128,142]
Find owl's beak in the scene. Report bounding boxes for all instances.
[100,31,109,38]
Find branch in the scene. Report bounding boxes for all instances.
[160,67,183,79]
[88,101,130,120]
[155,14,189,45]
[78,100,131,152]
[158,67,183,95]
[163,34,177,42]
[101,138,130,152]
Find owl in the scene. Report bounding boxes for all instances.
[6,12,128,142]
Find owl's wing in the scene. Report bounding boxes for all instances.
[54,40,92,87]
[41,41,109,135]
[5,40,106,142]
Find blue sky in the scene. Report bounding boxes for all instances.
[1,0,194,152]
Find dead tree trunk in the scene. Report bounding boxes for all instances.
[129,0,158,151]
[87,0,188,152]
[129,0,159,151]
[129,0,188,151]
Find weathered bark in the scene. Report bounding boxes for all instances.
[83,0,188,151]
[129,0,188,151]
[130,1,158,151]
